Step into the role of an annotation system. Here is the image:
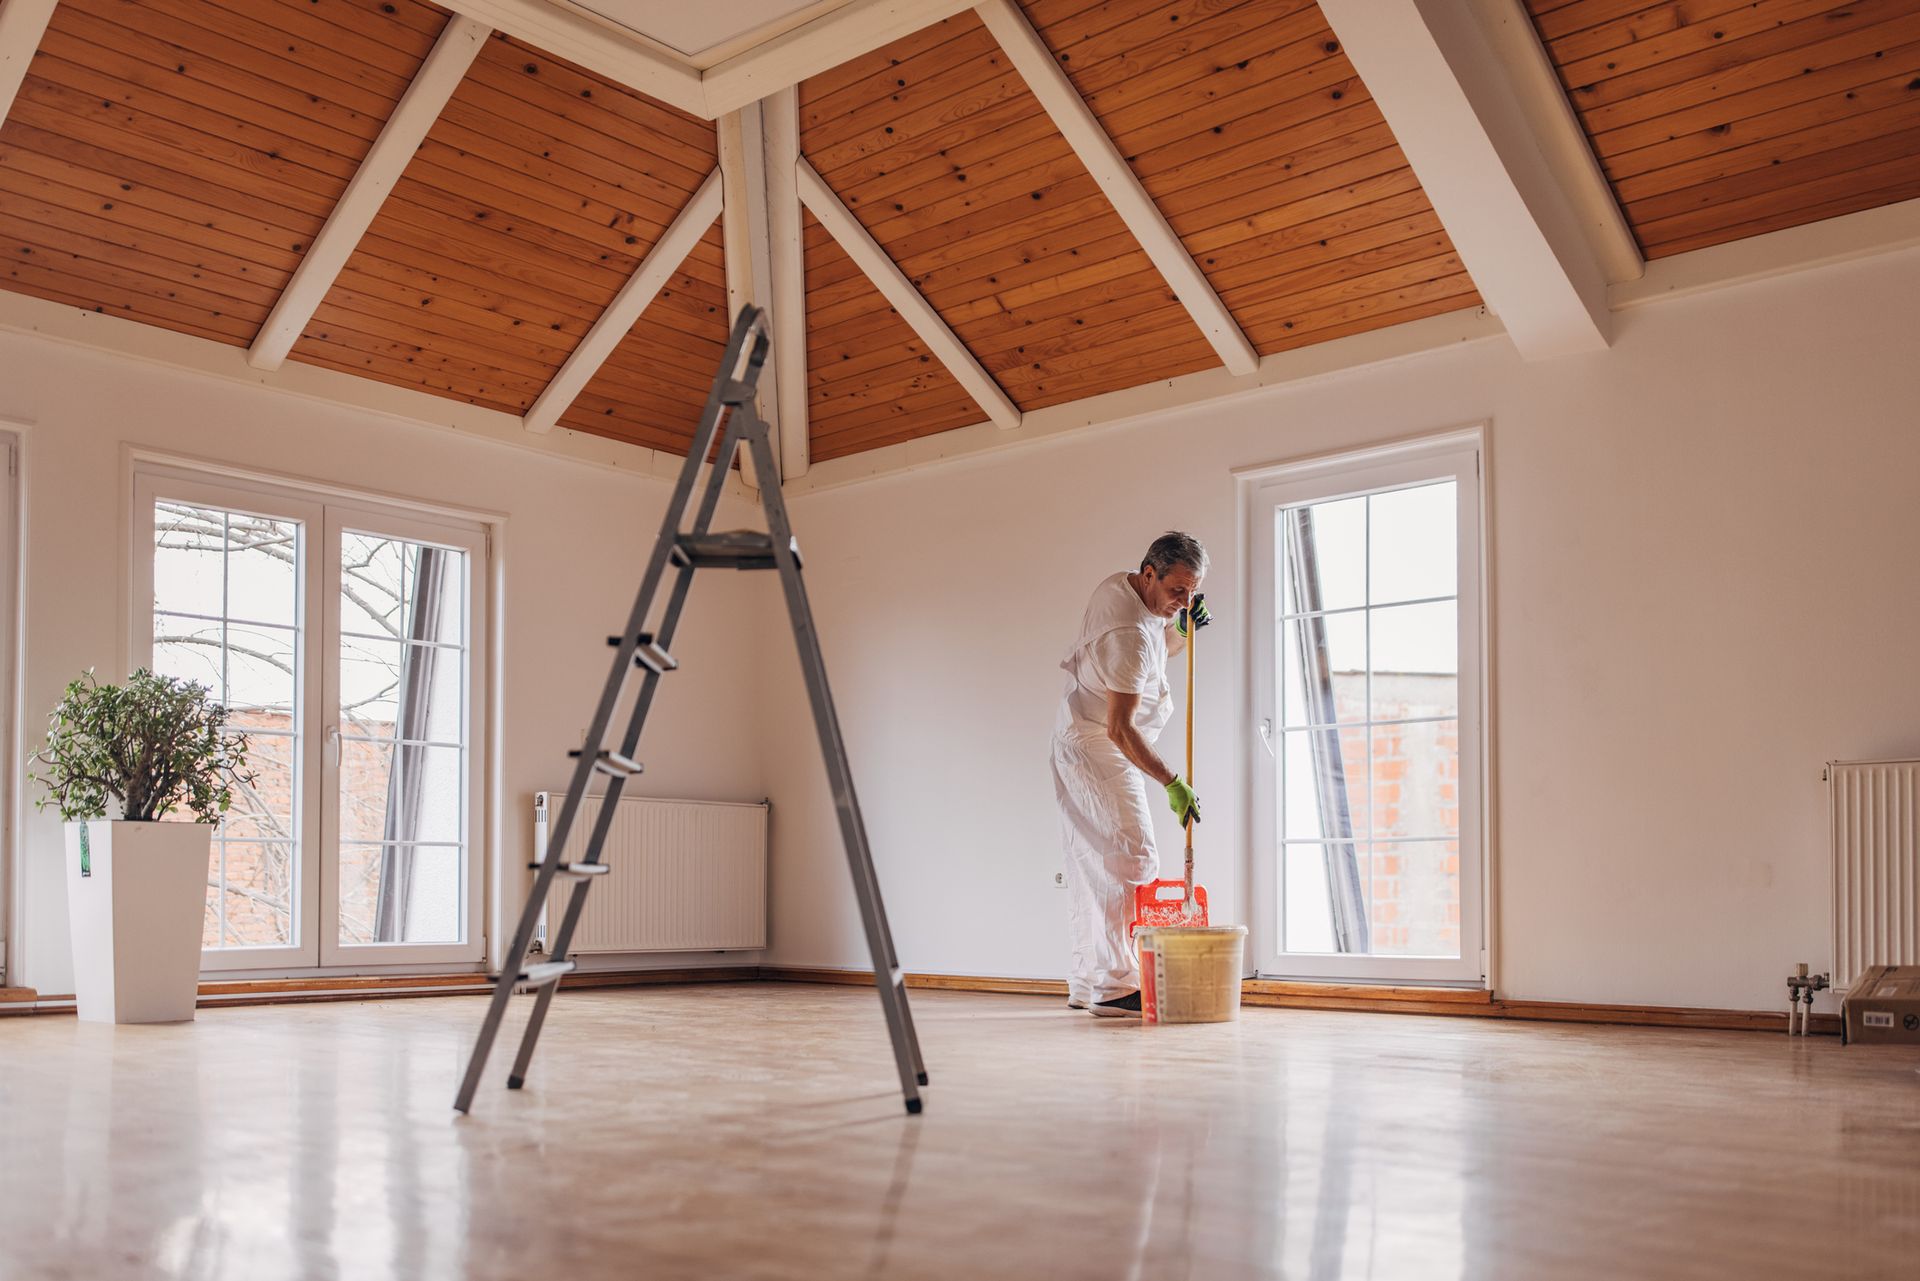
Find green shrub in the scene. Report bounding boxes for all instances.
[29,669,254,823]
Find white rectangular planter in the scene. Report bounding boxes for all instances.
[64,819,212,1023]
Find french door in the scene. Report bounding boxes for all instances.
[133,467,486,972]
[1248,434,1484,984]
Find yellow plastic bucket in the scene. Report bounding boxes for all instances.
[1137,925,1247,1024]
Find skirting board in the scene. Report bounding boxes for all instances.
[759,967,1844,1035]
[4,966,1845,1035]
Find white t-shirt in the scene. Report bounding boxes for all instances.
[1054,572,1172,744]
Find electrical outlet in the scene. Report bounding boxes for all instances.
[1052,870,1066,889]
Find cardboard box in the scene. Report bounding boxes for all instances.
[1842,965,1920,1045]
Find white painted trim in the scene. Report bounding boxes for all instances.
[701,0,978,117]
[449,0,706,116]
[0,421,20,990]
[248,16,489,372]
[796,158,1021,430]
[0,0,54,132]
[0,291,746,492]
[1320,0,1611,360]
[1611,197,1920,311]
[763,87,810,480]
[975,0,1258,377]
[785,305,1502,494]
[524,170,723,435]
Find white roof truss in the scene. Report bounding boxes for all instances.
[248,15,490,372]
[798,158,1020,430]
[524,170,725,435]
[1318,0,1616,359]
[0,0,58,131]
[974,0,1258,378]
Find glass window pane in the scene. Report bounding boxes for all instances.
[153,622,226,702]
[1368,482,1455,606]
[224,623,297,716]
[1283,727,1369,841]
[340,636,402,741]
[152,498,304,954]
[1278,495,1365,615]
[224,513,299,627]
[153,503,227,619]
[219,841,294,946]
[337,535,470,948]
[340,532,411,639]
[1281,843,1335,955]
[1371,720,1460,841]
[221,730,296,841]
[337,843,462,945]
[1369,601,1456,722]
[1281,610,1365,727]
[1365,842,1460,958]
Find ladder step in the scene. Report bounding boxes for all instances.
[528,861,609,880]
[720,378,755,405]
[513,960,576,987]
[671,530,803,571]
[606,632,678,674]
[568,748,644,778]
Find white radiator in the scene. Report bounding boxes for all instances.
[1830,760,1920,987]
[534,792,767,953]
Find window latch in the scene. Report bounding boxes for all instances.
[1257,717,1276,759]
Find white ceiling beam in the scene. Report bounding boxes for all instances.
[0,0,58,130]
[1319,0,1612,359]
[719,107,772,487]
[524,170,722,435]
[763,86,810,480]
[1470,0,1641,285]
[449,0,706,117]
[701,0,977,118]
[797,158,1020,431]
[248,15,488,371]
[976,0,1258,378]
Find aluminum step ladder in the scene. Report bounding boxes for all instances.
[453,306,927,1116]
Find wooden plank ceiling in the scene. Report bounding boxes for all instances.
[1526,0,1920,258]
[3,0,1908,465]
[797,0,1478,456]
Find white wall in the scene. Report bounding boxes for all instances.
[758,245,1920,1013]
[0,332,767,995]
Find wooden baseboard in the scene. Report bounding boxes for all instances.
[760,966,1069,997]
[10,966,764,1013]
[6,965,1844,1035]
[767,967,1839,1035]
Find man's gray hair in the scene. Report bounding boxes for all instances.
[1140,530,1207,577]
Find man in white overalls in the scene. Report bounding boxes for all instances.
[1051,532,1210,1016]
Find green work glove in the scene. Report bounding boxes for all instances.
[1175,593,1211,638]
[1165,776,1201,825]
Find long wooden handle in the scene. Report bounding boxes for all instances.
[1184,609,1195,898]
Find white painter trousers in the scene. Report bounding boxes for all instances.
[1051,731,1159,1005]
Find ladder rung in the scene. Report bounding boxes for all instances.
[568,748,644,778]
[671,531,803,571]
[528,861,609,880]
[720,378,755,405]
[606,633,678,674]
[513,960,575,987]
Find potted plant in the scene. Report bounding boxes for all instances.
[30,669,252,1023]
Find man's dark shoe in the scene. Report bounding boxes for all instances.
[1090,991,1142,1018]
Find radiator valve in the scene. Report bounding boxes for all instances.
[1786,963,1830,1036]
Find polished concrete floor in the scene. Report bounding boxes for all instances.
[2,983,1918,1280]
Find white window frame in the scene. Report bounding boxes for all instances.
[130,460,489,973]
[1243,428,1488,985]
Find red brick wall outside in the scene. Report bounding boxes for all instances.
[1329,672,1460,958]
